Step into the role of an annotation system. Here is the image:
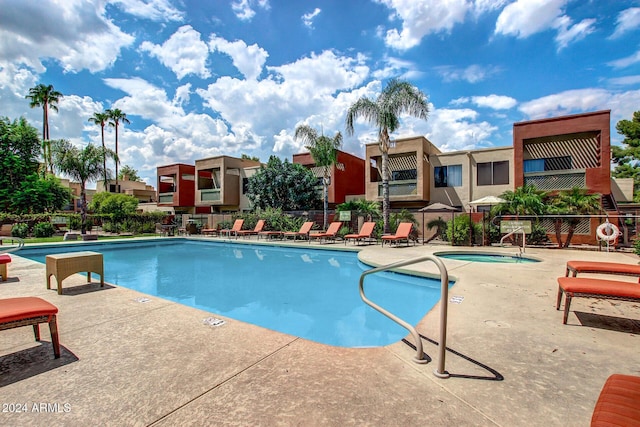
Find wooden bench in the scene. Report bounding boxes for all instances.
[556,276,640,324]
[0,297,60,358]
[591,374,640,426]
[0,254,11,281]
[46,251,104,295]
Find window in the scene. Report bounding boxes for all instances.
[477,161,509,186]
[434,165,462,187]
[242,178,249,194]
[391,169,417,181]
[524,156,572,173]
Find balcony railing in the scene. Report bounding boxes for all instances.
[158,193,174,204]
[377,180,418,197]
[200,189,221,202]
[523,170,585,191]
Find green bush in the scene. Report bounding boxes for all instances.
[446,215,481,246]
[11,223,28,238]
[33,222,55,238]
[634,239,640,257]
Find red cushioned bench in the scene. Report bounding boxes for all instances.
[0,297,60,358]
[566,260,640,282]
[0,254,11,281]
[591,374,640,426]
[556,277,640,324]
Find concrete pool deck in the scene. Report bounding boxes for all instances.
[1,238,639,426]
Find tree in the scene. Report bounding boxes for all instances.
[88,111,110,187]
[294,125,343,229]
[90,192,139,224]
[495,185,547,216]
[246,156,320,211]
[118,165,141,182]
[26,83,63,174]
[345,79,429,232]
[552,187,601,248]
[106,108,129,190]
[0,117,69,213]
[612,111,640,201]
[51,140,117,234]
[241,154,260,162]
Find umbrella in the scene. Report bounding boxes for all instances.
[419,202,459,244]
[468,196,506,206]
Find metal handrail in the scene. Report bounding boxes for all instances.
[500,227,525,253]
[0,237,25,254]
[359,255,450,378]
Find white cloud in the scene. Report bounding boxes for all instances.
[454,94,518,110]
[209,35,269,81]
[554,16,596,51]
[140,25,211,80]
[0,0,134,73]
[376,0,471,50]
[608,49,640,69]
[231,0,270,21]
[110,0,184,22]
[435,64,502,83]
[425,107,498,151]
[608,75,640,86]
[610,7,640,39]
[372,56,423,80]
[302,8,322,29]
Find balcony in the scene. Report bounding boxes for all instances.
[200,189,221,202]
[523,170,586,191]
[158,193,174,204]
[377,180,418,197]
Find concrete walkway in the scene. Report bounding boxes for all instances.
[1,239,638,426]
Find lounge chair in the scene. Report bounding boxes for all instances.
[201,224,221,236]
[566,260,640,282]
[556,276,640,324]
[283,221,314,240]
[236,220,265,238]
[591,374,640,426]
[220,219,244,239]
[381,222,414,247]
[309,222,342,244]
[344,222,376,245]
[0,297,60,358]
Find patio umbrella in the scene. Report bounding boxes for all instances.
[419,202,459,244]
[468,196,506,245]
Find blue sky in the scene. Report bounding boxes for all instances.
[1,0,639,187]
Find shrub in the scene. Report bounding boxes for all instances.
[33,222,55,238]
[446,215,481,246]
[11,223,28,238]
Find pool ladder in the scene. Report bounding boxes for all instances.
[359,255,450,379]
[0,237,24,254]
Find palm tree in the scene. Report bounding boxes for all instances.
[294,125,343,229]
[554,187,601,248]
[51,140,117,234]
[88,111,110,188]
[345,79,429,232]
[496,185,547,216]
[106,108,130,191]
[26,84,63,174]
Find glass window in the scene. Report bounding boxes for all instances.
[478,161,509,186]
[391,169,418,181]
[524,156,571,173]
[434,165,462,187]
[477,162,492,186]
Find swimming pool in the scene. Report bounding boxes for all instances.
[435,251,539,263]
[20,240,447,348]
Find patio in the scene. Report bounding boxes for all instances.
[1,239,638,426]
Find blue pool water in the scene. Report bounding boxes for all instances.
[436,251,539,263]
[20,240,446,348]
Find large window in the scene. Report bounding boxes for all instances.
[434,165,462,187]
[477,161,509,186]
[391,169,417,181]
[524,156,572,173]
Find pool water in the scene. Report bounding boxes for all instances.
[436,252,539,263]
[20,240,447,348]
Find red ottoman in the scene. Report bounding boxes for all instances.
[0,254,10,281]
[591,374,640,426]
[0,297,60,358]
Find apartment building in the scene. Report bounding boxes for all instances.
[157,163,204,214]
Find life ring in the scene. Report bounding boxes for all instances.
[596,222,619,242]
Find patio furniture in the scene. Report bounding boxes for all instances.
[556,276,640,324]
[202,224,221,236]
[258,230,283,240]
[236,220,265,238]
[566,260,640,282]
[0,297,60,358]
[381,222,414,247]
[309,222,342,244]
[220,219,244,239]
[591,374,640,426]
[46,251,104,295]
[344,222,376,245]
[0,254,11,281]
[283,222,314,240]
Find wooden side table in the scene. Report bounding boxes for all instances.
[46,251,104,295]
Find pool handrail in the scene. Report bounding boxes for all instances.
[0,237,24,254]
[500,226,525,254]
[359,255,450,378]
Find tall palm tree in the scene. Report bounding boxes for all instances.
[51,140,117,234]
[106,108,130,191]
[496,185,547,217]
[554,187,601,248]
[345,79,429,232]
[26,84,63,174]
[88,111,110,189]
[294,125,343,229]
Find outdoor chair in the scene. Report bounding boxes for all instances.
[381,222,414,247]
[344,222,376,245]
[283,222,314,240]
[236,220,265,238]
[0,297,61,358]
[309,222,342,244]
[220,219,244,239]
